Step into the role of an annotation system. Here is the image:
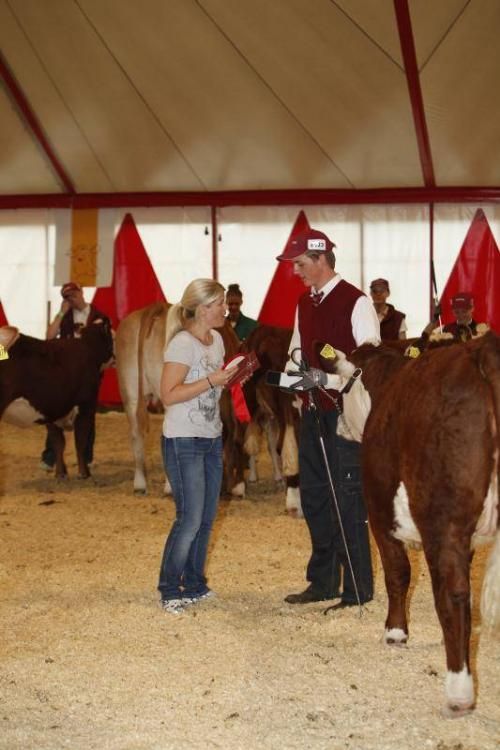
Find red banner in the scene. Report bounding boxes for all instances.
[440,209,500,333]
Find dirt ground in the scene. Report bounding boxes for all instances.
[0,413,498,750]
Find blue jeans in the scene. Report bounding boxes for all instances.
[158,436,223,601]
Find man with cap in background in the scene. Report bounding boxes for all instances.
[423,291,488,342]
[443,292,482,341]
[277,227,380,608]
[40,283,109,471]
[369,278,407,340]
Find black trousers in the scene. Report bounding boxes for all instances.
[299,407,373,604]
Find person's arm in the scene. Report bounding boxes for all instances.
[351,296,381,346]
[398,316,408,340]
[160,361,232,406]
[46,300,70,340]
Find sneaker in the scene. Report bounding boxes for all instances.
[183,589,216,604]
[160,598,185,614]
[39,461,54,472]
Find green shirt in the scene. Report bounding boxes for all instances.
[232,313,258,342]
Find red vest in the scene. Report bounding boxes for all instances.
[60,305,108,339]
[380,304,405,340]
[298,279,363,411]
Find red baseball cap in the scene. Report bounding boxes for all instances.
[61,282,82,298]
[451,292,473,309]
[276,228,335,261]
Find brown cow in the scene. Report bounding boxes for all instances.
[241,325,301,515]
[329,332,500,715]
[115,302,243,495]
[0,321,114,478]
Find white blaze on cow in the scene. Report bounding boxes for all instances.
[331,332,500,715]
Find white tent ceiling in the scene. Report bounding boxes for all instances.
[1,0,500,204]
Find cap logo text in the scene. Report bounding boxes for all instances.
[307,239,326,251]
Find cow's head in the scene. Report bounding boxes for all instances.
[81,319,115,367]
[0,326,20,352]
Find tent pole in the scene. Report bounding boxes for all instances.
[429,202,434,319]
[211,205,218,280]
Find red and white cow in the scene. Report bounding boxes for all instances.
[0,321,114,478]
[241,325,301,515]
[115,302,242,495]
[329,332,500,715]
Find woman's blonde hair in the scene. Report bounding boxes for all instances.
[165,278,225,348]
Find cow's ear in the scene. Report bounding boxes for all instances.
[0,326,20,350]
[314,340,338,373]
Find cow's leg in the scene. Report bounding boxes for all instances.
[47,424,67,479]
[424,534,475,716]
[247,455,258,483]
[285,474,302,518]
[123,401,148,494]
[371,521,411,644]
[265,419,283,483]
[74,411,93,479]
[243,420,261,483]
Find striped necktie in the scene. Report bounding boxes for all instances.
[311,291,324,307]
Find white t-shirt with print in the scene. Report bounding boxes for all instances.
[162,329,225,438]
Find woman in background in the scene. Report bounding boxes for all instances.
[225,283,259,342]
[158,279,233,613]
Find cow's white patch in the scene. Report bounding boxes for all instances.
[445,666,474,709]
[384,627,407,644]
[2,400,77,431]
[337,378,371,442]
[472,457,498,547]
[286,486,303,518]
[392,482,422,548]
[3,398,45,427]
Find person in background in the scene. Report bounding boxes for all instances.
[277,228,380,609]
[441,292,484,341]
[39,282,109,471]
[158,278,235,614]
[422,291,489,342]
[369,278,407,340]
[225,283,258,342]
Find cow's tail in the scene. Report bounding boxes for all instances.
[136,303,168,436]
[476,332,500,628]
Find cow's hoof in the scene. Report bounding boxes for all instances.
[77,473,91,480]
[134,488,147,496]
[231,481,245,498]
[384,627,408,645]
[441,703,475,719]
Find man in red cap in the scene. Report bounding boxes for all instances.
[424,292,486,342]
[443,293,479,341]
[277,227,380,608]
[369,278,407,340]
[40,283,109,470]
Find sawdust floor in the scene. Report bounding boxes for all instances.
[0,413,498,750]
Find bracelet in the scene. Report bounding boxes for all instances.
[206,375,214,389]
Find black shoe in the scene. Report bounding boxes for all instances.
[324,600,357,612]
[284,585,333,604]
